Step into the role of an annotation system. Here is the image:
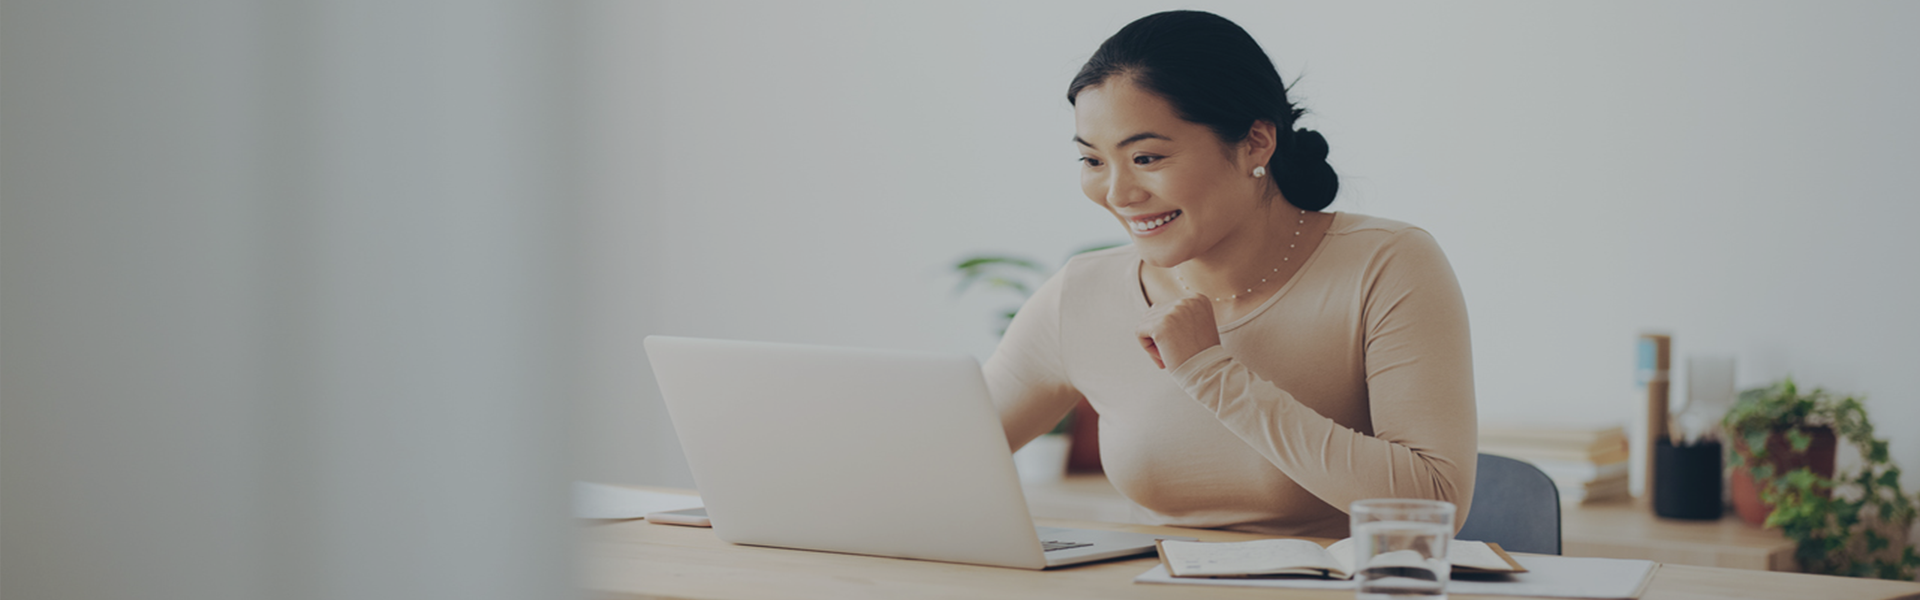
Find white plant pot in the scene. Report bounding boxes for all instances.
[1012,433,1071,485]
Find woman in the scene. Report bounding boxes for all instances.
[985,10,1476,538]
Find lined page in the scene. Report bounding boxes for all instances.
[1161,539,1348,578]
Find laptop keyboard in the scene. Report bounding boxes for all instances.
[1040,540,1093,552]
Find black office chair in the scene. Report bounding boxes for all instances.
[1456,453,1562,555]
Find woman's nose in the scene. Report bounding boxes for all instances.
[1107,169,1144,208]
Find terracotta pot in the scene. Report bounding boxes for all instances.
[1066,398,1103,473]
[1730,426,1837,527]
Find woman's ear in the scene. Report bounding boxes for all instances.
[1241,120,1280,173]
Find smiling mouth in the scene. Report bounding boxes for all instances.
[1129,210,1182,234]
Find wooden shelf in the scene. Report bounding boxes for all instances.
[1022,473,1797,571]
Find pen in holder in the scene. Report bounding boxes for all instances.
[1653,438,1723,520]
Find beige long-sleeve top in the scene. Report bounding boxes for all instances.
[985,212,1476,538]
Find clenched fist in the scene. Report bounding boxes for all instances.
[1135,294,1223,370]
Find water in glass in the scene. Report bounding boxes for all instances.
[1354,519,1450,600]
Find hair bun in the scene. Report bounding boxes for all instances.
[1291,128,1330,161]
[1276,128,1338,211]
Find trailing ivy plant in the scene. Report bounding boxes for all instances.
[951,255,1047,337]
[1723,377,1920,579]
[951,243,1120,337]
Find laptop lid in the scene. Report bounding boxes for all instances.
[644,335,1050,569]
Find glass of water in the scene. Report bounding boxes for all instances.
[1350,498,1455,600]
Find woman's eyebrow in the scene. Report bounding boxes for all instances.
[1074,132,1172,148]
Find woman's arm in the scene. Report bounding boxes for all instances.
[983,267,1086,453]
[1168,228,1478,525]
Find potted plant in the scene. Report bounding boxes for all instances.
[1010,410,1074,484]
[954,245,1117,475]
[1722,377,1920,578]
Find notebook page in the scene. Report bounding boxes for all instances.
[1161,539,1347,577]
[1137,555,1659,598]
[1449,540,1513,571]
[1324,538,1358,574]
[1324,538,1516,574]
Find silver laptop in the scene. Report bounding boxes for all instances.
[644,335,1179,569]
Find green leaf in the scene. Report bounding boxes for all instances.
[953,255,1048,296]
[1783,467,1817,486]
[1835,501,1861,529]
[1745,430,1772,460]
[1787,428,1812,453]
[954,255,1043,271]
[995,308,1020,337]
[1072,242,1123,255]
[979,276,1031,295]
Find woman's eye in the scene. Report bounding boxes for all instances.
[1079,156,1104,168]
[1133,155,1161,165]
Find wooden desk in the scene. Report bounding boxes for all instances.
[582,514,1920,600]
[1023,474,1799,572]
[1562,497,1796,571]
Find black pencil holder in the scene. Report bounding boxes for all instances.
[1653,438,1723,520]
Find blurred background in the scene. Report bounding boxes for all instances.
[592,0,1920,492]
[5,1,1918,598]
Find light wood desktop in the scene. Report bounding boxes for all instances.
[582,485,1920,600]
[1024,473,1799,571]
[1561,495,1798,571]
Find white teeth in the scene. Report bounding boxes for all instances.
[1131,211,1179,232]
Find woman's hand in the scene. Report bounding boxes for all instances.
[1136,294,1222,370]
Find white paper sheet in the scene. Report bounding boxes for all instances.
[1136,553,1660,599]
[572,481,701,519]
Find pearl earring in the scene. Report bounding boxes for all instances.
[1252,166,1266,178]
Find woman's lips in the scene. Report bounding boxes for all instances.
[1129,210,1182,235]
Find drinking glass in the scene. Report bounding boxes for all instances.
[1350,498,1455,600]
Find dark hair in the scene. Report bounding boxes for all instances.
[1067,11,1338,211]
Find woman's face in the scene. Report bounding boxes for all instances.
[1074,77,1269,268]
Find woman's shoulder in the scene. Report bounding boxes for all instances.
[1048,244,1140,299]
[1316,212,1457,286]
[1325,212,1444,252]
[1327,212,1423,237]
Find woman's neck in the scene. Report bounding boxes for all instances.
[1174,204,1322,303]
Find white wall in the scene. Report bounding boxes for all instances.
[1,1,573,598]
[588,1,1920,492]
[8,3,1905,593]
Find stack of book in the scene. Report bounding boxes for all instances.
[1479,424,1631,506]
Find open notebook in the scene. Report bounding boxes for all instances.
[1137,551,1660,600]
[1157,537,1526,579]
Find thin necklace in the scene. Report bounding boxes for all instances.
[1176,209,1309,303]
